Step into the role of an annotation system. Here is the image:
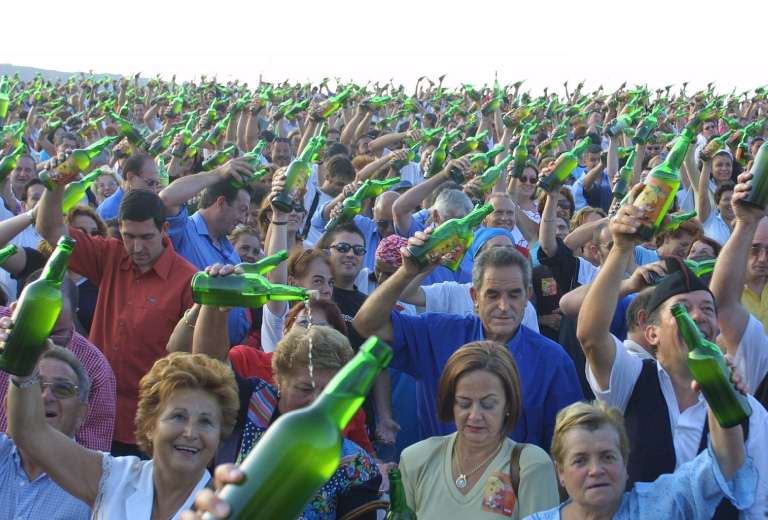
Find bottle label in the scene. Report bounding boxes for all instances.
[422,236,466,269]
[49,160,80,186]
[633,176,674,228]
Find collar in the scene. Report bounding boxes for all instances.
[192,210,235,254]
[119,235,177,280]
[478,320,523,346]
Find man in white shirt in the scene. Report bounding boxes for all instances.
[577,199,767,519]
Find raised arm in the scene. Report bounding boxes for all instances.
[710,171,766,353]
[538,190,560,258]
[158,157,253,216]
[339,106,366,147]
[577,200,645,390]
[563,217,609,252]
[166,303,200,354]
[368,131,408,155]
[0,209,35,275]
[694,159,713,223]
[192,274,234,363]
[6,338,103,507]
[35,183,66,246]
[264,175,290,317]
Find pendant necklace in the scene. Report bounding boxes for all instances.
[454,441,503,489]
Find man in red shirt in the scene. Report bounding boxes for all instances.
[36,186,197,457]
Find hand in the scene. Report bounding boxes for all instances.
[388,149,409,165]
[731,171,768,225]
[215,157,254,185]
[180,464,245,520]
[204,263,244,277]
[442,157,471,180]
[625,260,668,293]
[400,227,442,275]
[608,184,647,250]
[375,416,401,444]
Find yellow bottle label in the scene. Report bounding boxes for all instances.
[423,236,467,270]
[633,176,674,228]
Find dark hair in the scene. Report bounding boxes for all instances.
[626,288,654,334]
[324,154,355,181]
[424,113,437,126]
[118,189,166,230]
[437,341,522,434]
[318,221,366,249]
[325,143,350,159]
[693,235,722,258]
[23,178,44,200]
[122,153,152,180]
[199,178,248,209]
[586,144,602,155]
[714,181,735,205]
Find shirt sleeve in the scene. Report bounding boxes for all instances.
[522,301,540,333]
[422,282,473,315]
[67,226,108,284]
[164,205,190,252]
[516,445,560,518]
[390,311,435,378]
[628,445,757,516]
[733,314,768,394]
[585,334,642,412]
[260,304,287,353]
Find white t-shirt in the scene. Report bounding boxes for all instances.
[93,455,209,520]
[420,281,539,333]
[586,335,768,519]
[732,314,768,395]
[260,303,288,353]
[576,257,600,285]
[702,212,732,246]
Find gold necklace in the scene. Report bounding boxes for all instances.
[454,440,503,489]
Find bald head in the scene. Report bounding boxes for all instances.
[373,191,400,238]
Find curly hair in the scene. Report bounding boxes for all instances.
[66,205,108,237]
[271,326,353,387]
[134,352,239,455]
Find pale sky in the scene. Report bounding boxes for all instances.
[3,0,766,94]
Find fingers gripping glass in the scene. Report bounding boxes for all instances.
[328,242,366,256]
[40,380,79,399]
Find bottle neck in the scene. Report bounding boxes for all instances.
[664,136,692,171]
[672,307,704,351]
[41,244,73,286]
[389,475,408,511]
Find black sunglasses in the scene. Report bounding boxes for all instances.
[328,242,366,256]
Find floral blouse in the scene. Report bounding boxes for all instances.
[237,378,381,520]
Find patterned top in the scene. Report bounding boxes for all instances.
[0,307,117,451]
[237,377,381,520]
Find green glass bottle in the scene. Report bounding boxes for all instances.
[318,86,354,120]
[0,236,75,376]
[469,144,505,175]
[392,143,420,170]
[474,154,513,194]
[204,336,392,520]
[684,258,716,278]
[743,141,768,209]
[172,113,198,159]
[62,168,103,214]
[272,134,325,213]
[272,99,295,121]
[605,107,642,138]
[201,144,237,171]
[407,203,494,271]
[682,100,720,141]
[631,134,692,240]
[0,144,25,182]
[538,138,592,193]
[237,250,289,276]
[387,467,417,520]
[671,303,752,428]
[426,132,450,178]
[325,177,401,232]
[612,149,637,201]
[448,130,489,158]
[148,125,181,157]
[203,112,233,148]
[40,136,118,189]
[362,95,392,110]
[632,106,663,145]
[192,272,312,308]
[241,140,268,169]
[170,88,185,116]
[0,76,10,125]
[700,130,735,162]
[511,127,532,179]
[108,110,148,151]
[284,98,310,121]
[0,244,18,265]
[662,210,697,232]
[481,81,503,116]
[420,127,444,144]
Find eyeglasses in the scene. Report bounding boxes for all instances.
[290,202,306,213]
[40,380,79,399]
[518,176,537,184]
[328,242,366,256]
[557,200,573,210]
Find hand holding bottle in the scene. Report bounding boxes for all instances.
[213,157,254,188]
[180,464,245,520]
[732,171,768,224]
[608,183,649,250]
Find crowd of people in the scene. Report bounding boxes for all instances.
[0,71,766,519]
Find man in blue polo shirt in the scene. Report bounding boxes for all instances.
[159,157,254,344]
[352,239,583,450]
[96,153,163,220]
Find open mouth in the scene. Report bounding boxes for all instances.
[174,446,200,455]
[45,411,57,419]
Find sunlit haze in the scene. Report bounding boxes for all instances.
[3,0,767,93]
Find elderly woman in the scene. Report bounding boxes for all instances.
[5,336,239,520]
[190,308,381,519]
[398,341,559,519]
[524,400,756,519]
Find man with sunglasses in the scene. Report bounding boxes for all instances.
[318,222,369,323]
[0,345,92,519]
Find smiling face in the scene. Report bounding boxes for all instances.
[292,257,334,301]
[453,369,507,448]
[485,196,516,231]
[711,154,733,184]
[327,230,365,287]
[557,425,627,512]
[233,233,263,264]
[150,388,222,475]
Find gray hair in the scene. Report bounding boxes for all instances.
[40,344,91,403]
[433,189,473,220]
[472,246,532,291]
